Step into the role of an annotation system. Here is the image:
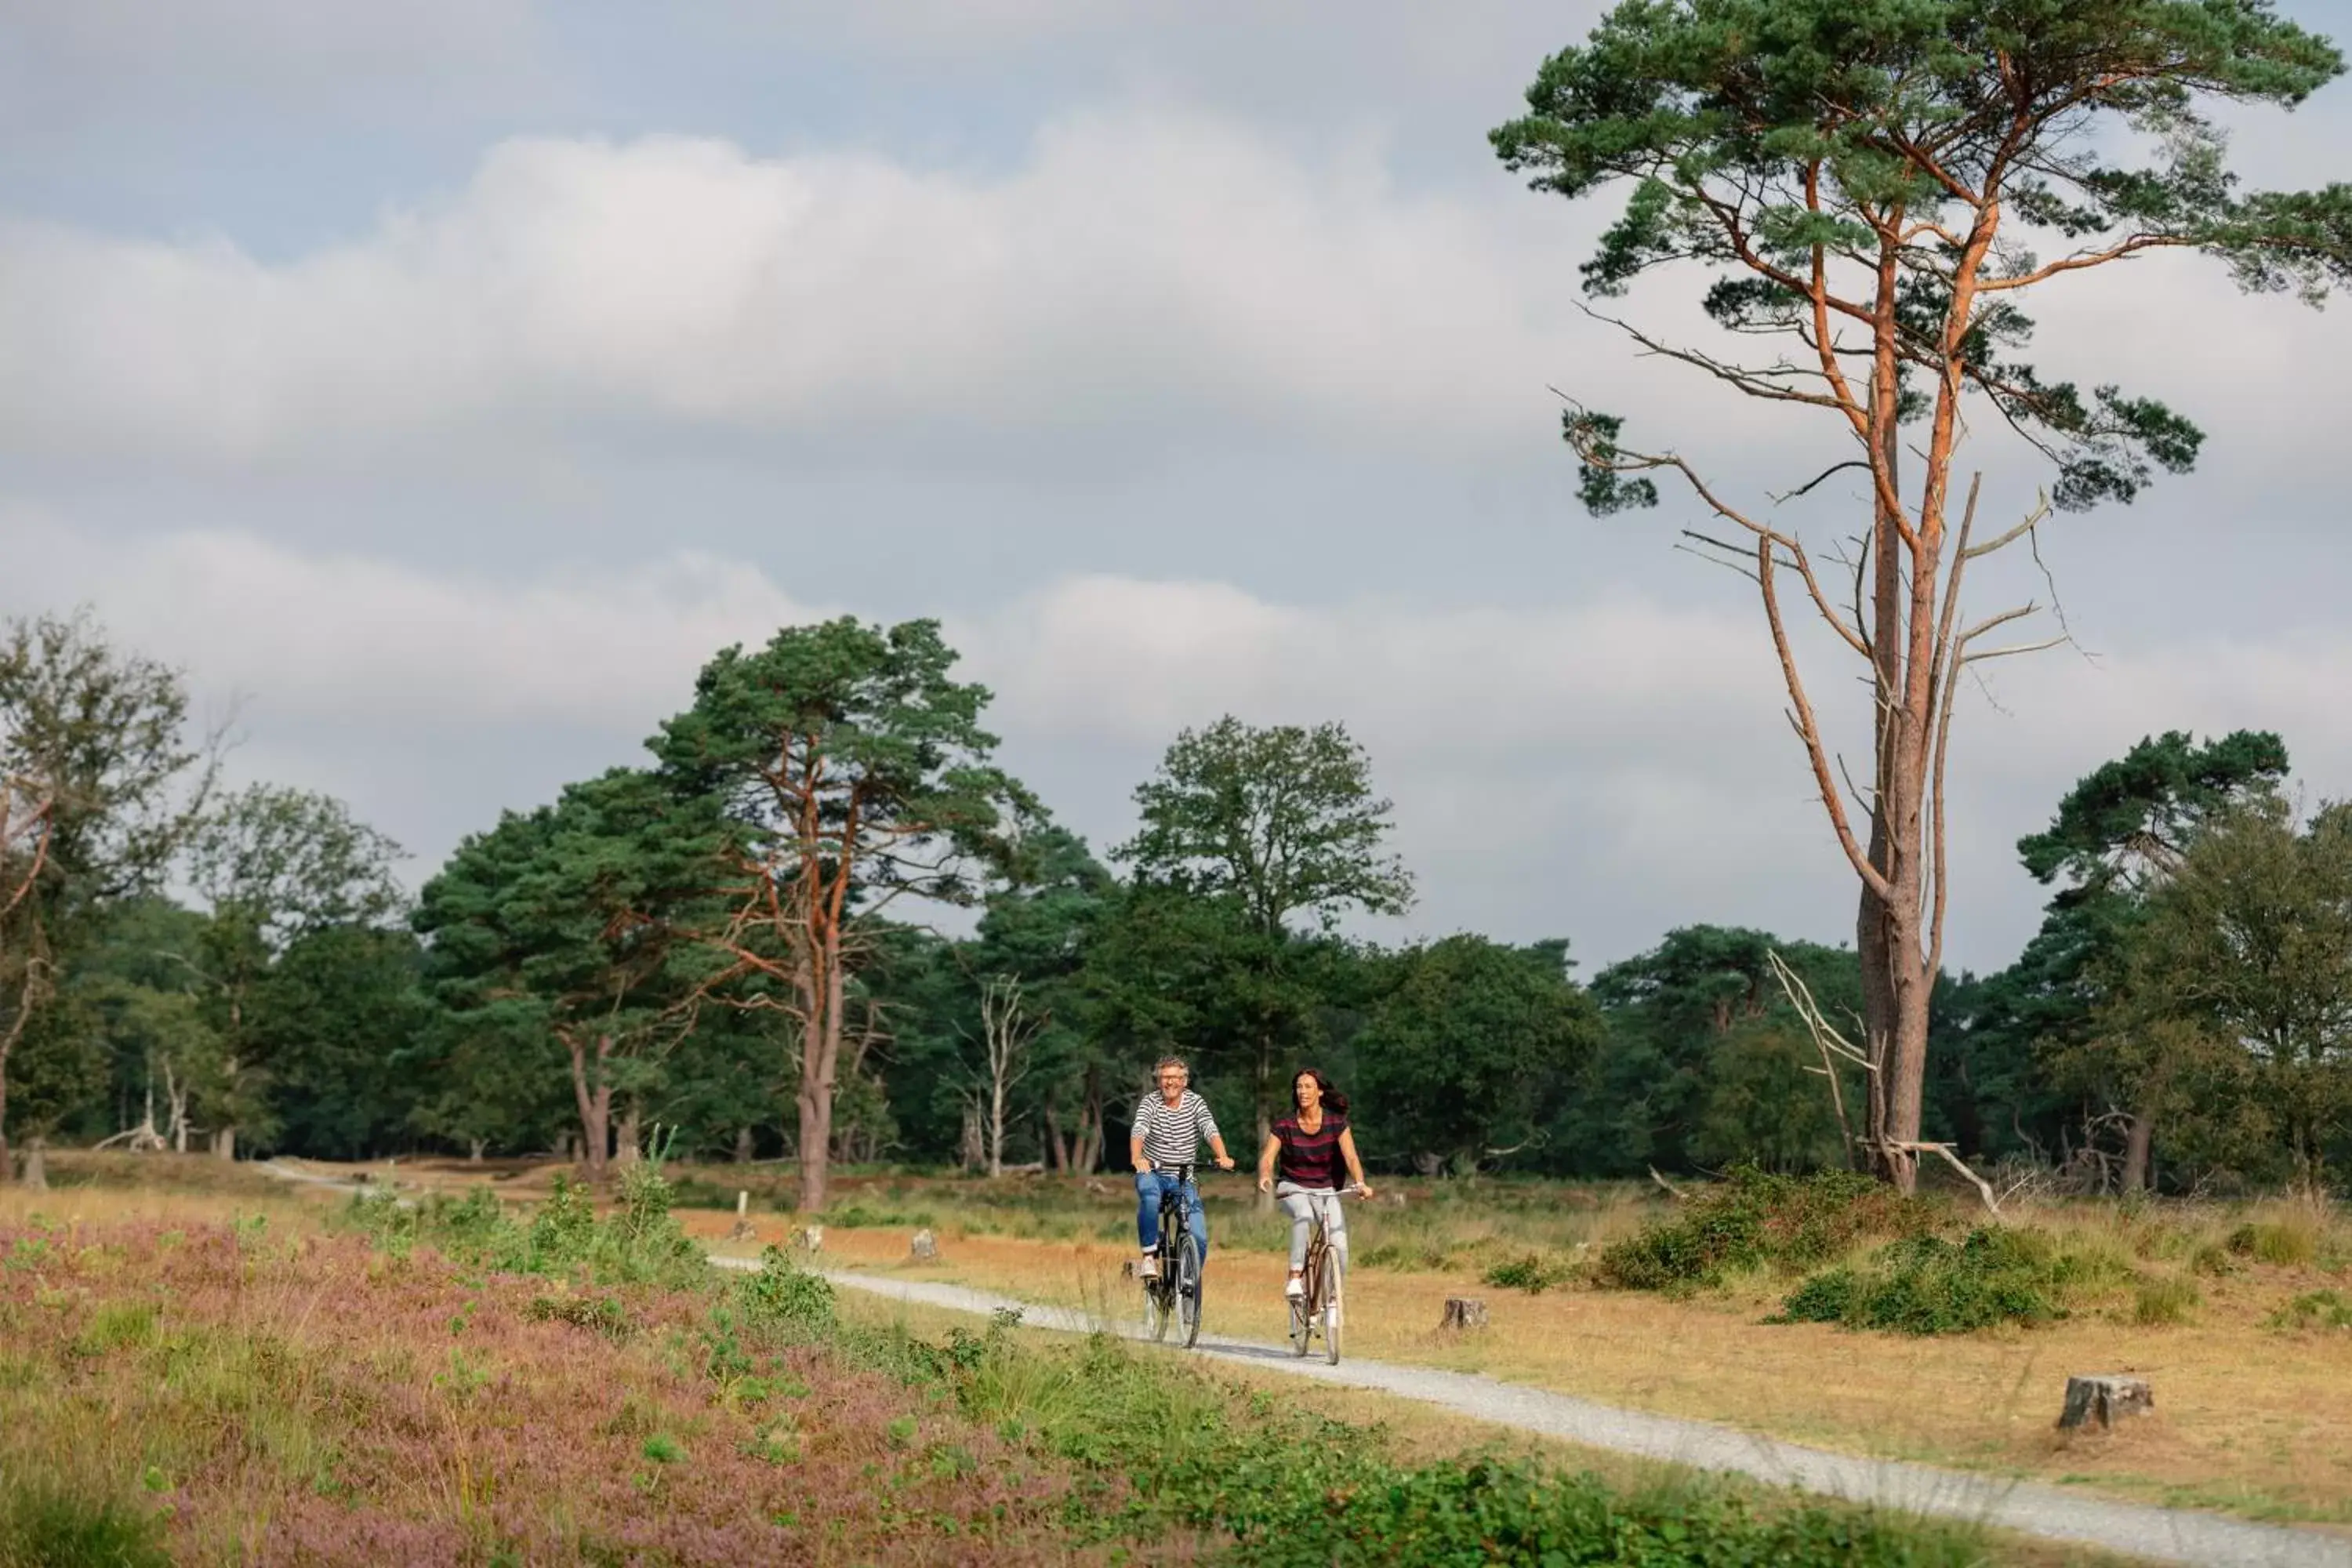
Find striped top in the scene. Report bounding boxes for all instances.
[1272,1112,1349,1190]
[1133,1090,1221,1170]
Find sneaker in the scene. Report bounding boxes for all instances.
[1137,1254,1156,1281]
[1283,1275,1305,1298]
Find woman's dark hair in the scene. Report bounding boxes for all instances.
[1290,1067,1348,1117]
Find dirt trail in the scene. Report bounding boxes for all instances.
[740,1261,2352,1568]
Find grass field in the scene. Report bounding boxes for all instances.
[86,1151,2352,1531]
[0,1157,2165,1566]
[639,1162,2352,1531]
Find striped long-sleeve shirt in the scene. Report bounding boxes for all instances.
[1132,1090,1221,1171]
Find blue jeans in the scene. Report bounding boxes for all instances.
[1135,1171,1207,1261]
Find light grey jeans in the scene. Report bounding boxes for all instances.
[1276,1182,1347,1271]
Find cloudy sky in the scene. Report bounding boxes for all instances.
[7,1,2352,974]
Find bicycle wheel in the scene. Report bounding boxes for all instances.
[1144,1243,1173,1342]
[1288,1258,1312,1357]
[1321,1250,1343,1365]
[1177,1229,1203,1348]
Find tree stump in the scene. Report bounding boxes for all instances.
[1440,1298,1488,1331]
[793,1225,824,1254]
[20,1138,48,1192]
[2058,1375,2154,1431]
[728,1190,756,1242]
[909,1229,939,1262]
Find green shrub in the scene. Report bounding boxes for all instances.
[2132,1276,2201,1327]
[71,1302,158,1358]
[2263,1289,2352,1332]
[2228,1219,2319,1268]
[1482,1252,1576,1294]
[1594,1167,1941,1291]
[824,1203,937,1229]
[735,1248,837,1338]
[528,1174,598,1265]
[0,1486,169,1568]
[525,1292,631,1338]
[2189,1240,2239,1277]
[1777,1228,2076,1334]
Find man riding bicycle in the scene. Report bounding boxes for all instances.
[1131,1055,1235,1280]
[1256,1067,1371,1298]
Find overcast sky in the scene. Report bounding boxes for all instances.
[7,1,2352,975]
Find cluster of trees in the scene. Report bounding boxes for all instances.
[7,604,2350,1200]
[9,2,2352,1202]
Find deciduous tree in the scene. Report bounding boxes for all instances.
[0,612,205,1181]
[1116,717,1411,1136]
[1494,0,2352,1188]
[2117,793,2352,1190]
[1357,935,1601,1176]
[183,785,406,1159]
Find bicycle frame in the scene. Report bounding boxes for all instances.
[1287,1188,1355,1364]
[1143,1164,1204,1348]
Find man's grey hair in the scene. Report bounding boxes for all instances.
[1153,1055,1189,1076]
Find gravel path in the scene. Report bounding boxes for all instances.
[731,1261,2352,1568]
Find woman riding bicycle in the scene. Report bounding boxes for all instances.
[1256,1068,1372,1299]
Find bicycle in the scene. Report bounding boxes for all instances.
[1140,1163,1204,1348]
[1287,1187,1356,1365]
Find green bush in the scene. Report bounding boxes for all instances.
[735,1248,837,1338]
[0,1486,169,1568]
[1482,1252,1576,1294]
[525,1291,631,1338]
[2227,1219,2319,1268]
[528,1174,598,1265]
[2263,1289,2352,1332]
[1777,1228,2078,1334]
[2132,1276,2201,1327]
[1594,1168,1941,1292]
[823,1203,937,1229]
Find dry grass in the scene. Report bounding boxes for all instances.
[695,1182,2352,1530]
[36,1156,2352,1532]
[0,1211,1141,1565]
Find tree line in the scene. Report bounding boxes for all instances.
[5,607,2349,1200]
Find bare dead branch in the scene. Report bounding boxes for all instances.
[1770,460,1872,505]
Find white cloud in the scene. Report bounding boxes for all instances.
[0,118,1599,466]
[13,517,2350,967]
[5,511,818,727]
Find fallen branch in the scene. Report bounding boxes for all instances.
[1889,1140,2005,1218]
[1647,1166,1689,1202]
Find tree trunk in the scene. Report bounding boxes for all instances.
[615,1101,641,1168]
[1044,1102,1067,1172]
[987,1065,1008,1179]
[0,1051,11,1186]
[20,1135,45,1190]
[797,946,844,1214]
[1857,394,1921,1192]
[467,1138,486,1164]
[1077,1065,1103,1174]
[2121,1111,2154,1195]
[957,1102,983,1173]
[212,1124,237,1163]
[566,1034,612,1186]
[734,1125,754,1164]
